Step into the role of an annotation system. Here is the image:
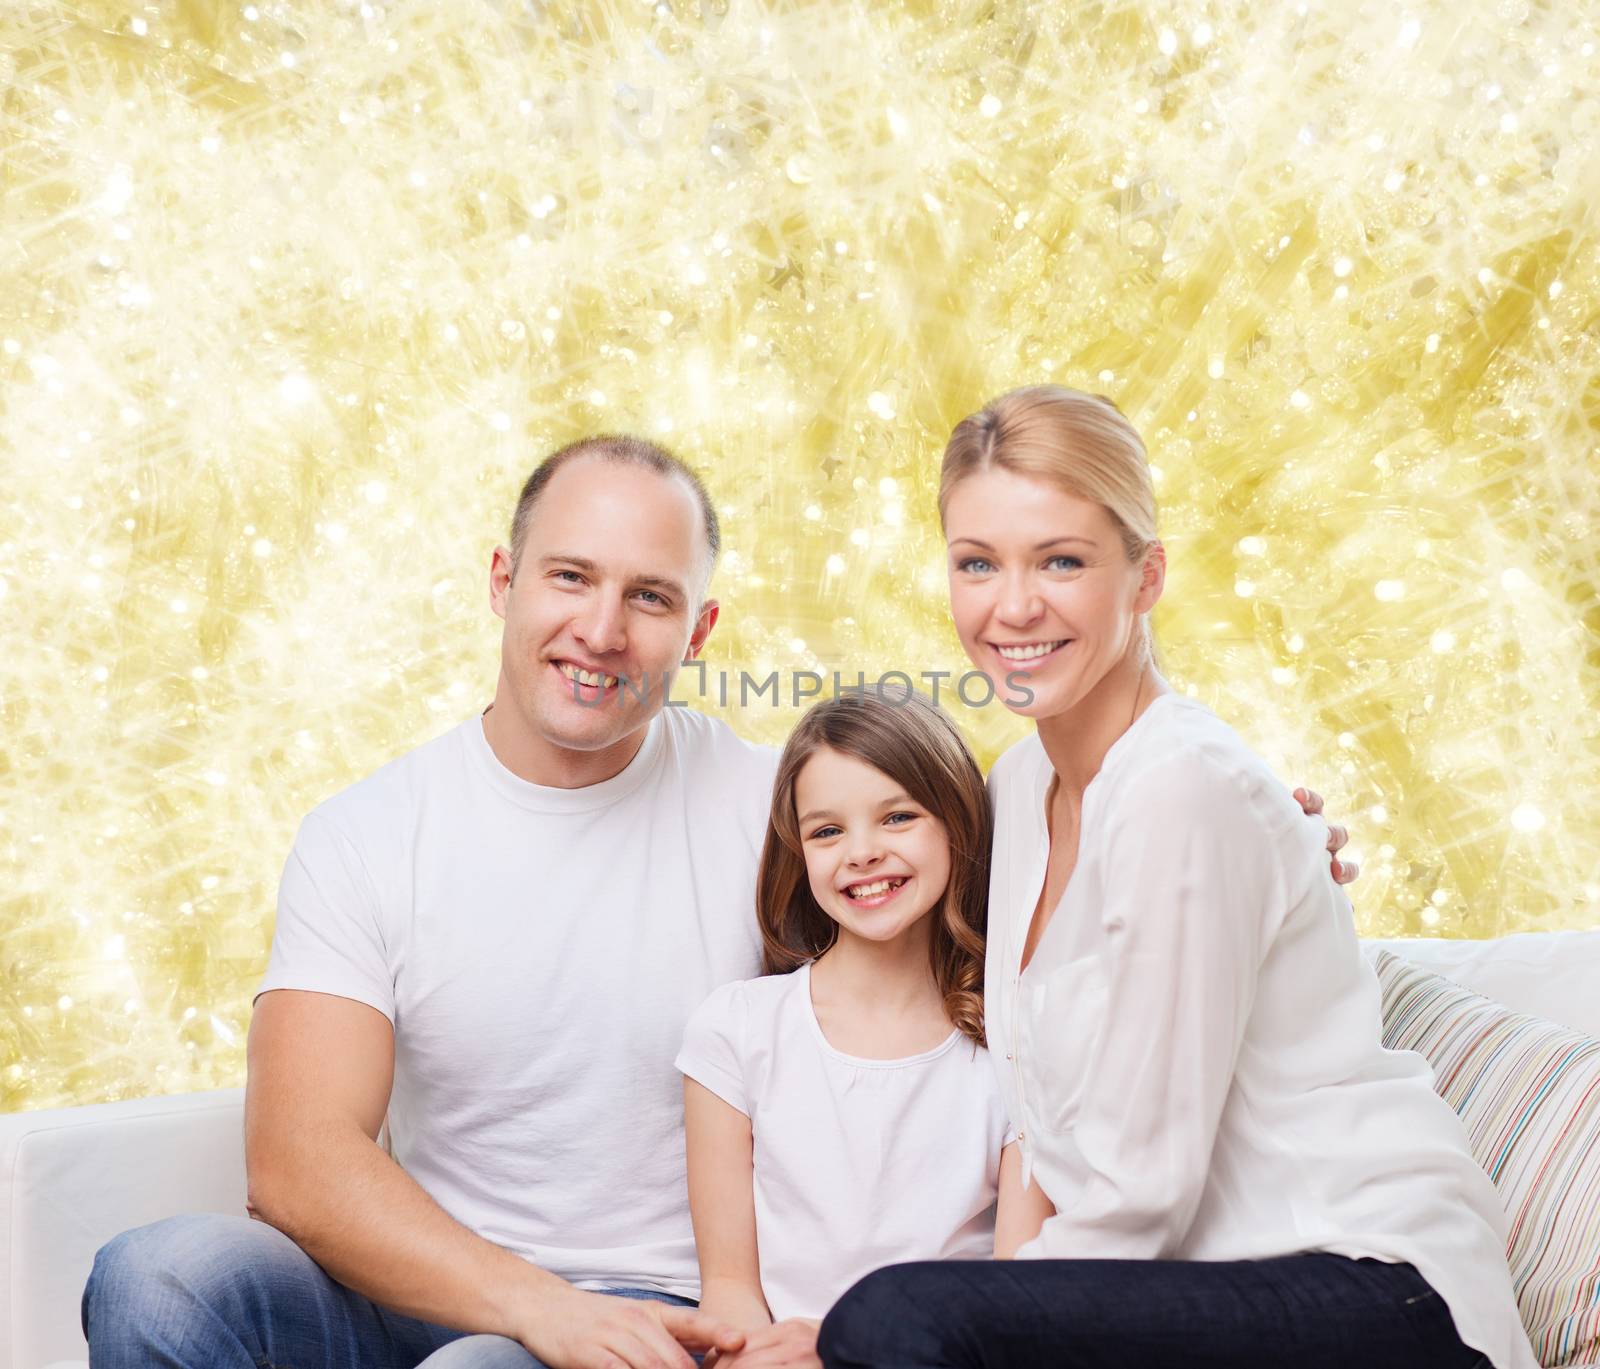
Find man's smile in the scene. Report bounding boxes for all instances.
[552,659,621,690]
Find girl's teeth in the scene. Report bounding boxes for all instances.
[848,877,905,899]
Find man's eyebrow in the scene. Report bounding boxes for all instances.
[539,554,686,602]
[633,573,688,600]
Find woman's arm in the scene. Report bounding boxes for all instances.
[1020,758,1291,1261]
[684,1077,773,1337]
[993,1142,1056,1258]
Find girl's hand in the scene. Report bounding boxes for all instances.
[713,1317,822,1368]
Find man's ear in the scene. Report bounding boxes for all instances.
[489,545,515,621]
[1134,542,1166,614]
[686,598,720,660]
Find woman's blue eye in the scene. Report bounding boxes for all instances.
[1046,555,1084,571]
[957,557,994,574]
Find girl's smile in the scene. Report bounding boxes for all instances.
[839,874,912,908]
[794,746,951,949]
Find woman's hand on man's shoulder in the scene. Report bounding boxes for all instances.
[1293,788,1359,885]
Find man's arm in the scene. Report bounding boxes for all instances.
[244,989,543,1333]
[247,989,744,1368]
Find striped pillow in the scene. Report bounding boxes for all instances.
[1374,950,1600,1368]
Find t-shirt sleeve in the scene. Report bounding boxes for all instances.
[980,1047,1020,1148]
[256,810,396,1023]
[675,980,750,1116]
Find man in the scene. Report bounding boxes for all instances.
[83,434,1352,1368]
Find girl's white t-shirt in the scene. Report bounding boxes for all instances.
[676,963,1013,1321]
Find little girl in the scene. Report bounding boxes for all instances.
[675,687,1052,1366]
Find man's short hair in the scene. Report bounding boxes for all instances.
[509,435,722,581]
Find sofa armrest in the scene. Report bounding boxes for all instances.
[0,1088,247,1369]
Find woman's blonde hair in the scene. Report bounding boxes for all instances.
[756,687,990,1047]
[938,385,1157,562]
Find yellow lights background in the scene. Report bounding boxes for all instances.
[2,0,1598,1113]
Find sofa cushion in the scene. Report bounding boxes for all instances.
[1374,951,1600,1368]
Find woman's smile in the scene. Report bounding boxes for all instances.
[990,639,1072,669]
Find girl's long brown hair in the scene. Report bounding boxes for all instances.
[756,686,992,1046]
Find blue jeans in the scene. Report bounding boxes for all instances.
[82,1213,695,1368]
[816,1254,1491,1369]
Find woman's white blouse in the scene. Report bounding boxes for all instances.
[985,692,1536,1369]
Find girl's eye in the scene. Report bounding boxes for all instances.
[884,811,918,826]
[956,557,994,574]
[808,825,842,841]
[1046,555,1084,571]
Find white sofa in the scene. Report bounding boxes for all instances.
[4,932,1598,1369]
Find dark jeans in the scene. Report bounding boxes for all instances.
[817,1254,1490,1369]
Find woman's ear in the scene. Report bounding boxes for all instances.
[1134,541,1166,613]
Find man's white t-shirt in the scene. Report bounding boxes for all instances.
[675,963,1014,1321]
[258,706,778,1297]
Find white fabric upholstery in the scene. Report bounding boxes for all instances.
[1362,930,1600,1037]
[2,932,1597,1368]
[0,1088,245,1369]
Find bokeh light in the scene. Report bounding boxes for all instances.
[2,0,1597,1111]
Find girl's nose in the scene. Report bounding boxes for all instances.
[845,839,885,869]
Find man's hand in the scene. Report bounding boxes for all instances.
[521,1286,747,1369]
[709,1317,821,1369]
[1293,788,1359,885]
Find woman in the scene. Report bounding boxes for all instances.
[817,386,1534,1369]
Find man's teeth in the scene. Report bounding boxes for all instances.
[995,640,1065,661]
[558,662,618,687]
[847,877,906,899]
